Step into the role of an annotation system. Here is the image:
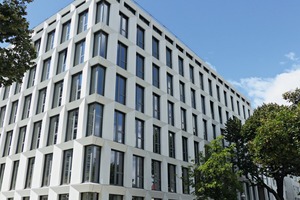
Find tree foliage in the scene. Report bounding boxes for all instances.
[0,0,35,87]
[192,136,243,200]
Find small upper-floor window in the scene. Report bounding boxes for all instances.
[74,40,85,66]
[189,65,194,84]
[22,94,31,119]
[136,54,144,79]
[110,150,124,186]
[9,100,18,124]
[119,12,128,38]
[57,49,67,74]
[208,79,213,96]
[41,58,51,82]
[65,108,79,142]
[136,25,145,49]
[168,131,176,158]
[96,0,110,25]
[152,64,159,88]
[135,84,144,113]
[115,74,126,105]
[2,131,13,157]
[87,103,103,137]
[27,66,36,88]
[52,81,63,108]
[191,89,196,109]
[181,108,187,131]
[166,73,173,96]
[135,119,144,149]
[31,121,42,150]
[34,39,41,56]
[179,81,185,103]
[152,37,159,59]
[178,56,184,76]
[70,72,82,102]
[77,10,88,34]
[90,65,105,96]
[15,126,26,154]
[47,115,59,146]
[36,88,47,114]
[199,72,204,90]
[166,47,172,68]
[2,86,10,100]
[42,153,53,186]
[61,20,71,43]
[93,31,108,58]
[46,31,55,52]
[83,145,100,183]
[0,106,6,127]
[117,42,127,69]
[114,110,125,144]
[167,101,174,126]
[153,93,160,120]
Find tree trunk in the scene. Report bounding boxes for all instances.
[275,177,284,200]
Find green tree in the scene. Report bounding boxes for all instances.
[0,0,35,87]
[224,103,300,200]
[192,136,243,200]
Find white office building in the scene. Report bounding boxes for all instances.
[0,0,254,199]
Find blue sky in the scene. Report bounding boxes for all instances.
[26,0,300,107]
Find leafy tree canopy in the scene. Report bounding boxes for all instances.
[0,0,35,87]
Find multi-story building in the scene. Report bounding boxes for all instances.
[0,0,253,199]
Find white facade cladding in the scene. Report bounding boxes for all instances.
[0,0,253,199]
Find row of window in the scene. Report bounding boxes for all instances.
[0,145,193,194]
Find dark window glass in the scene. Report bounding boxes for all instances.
[218,106,223,124]
[14,82,21,94]
[15,126,26,153]
[194,141,199,164]
[151,160,161,191]
[61,21,71,43]
[78,10,88,34]
[70,73,82,101]
[179,81,185,102]
[167,101,174,126]
[189,65,194,84]
[152,37,159,59]
[136,54,144,79]
[153,126,160,154]
[208,79,213,96]
[119,13,128,38]
[34,39,41,57]
[152,93,160,119]
[178,56,184,76]
[109,195,123,200]
[115,74,126,105]
[42,153,53,186]
[31,121,42,150]
[216,85,220,101]
[201,95,206,114]
[74,40,85,65]
[2,86,10,100]
[169,132,175,158]
[0,163,5,190]
[199,72,204,90]
[52,81,64,108]
[117,42,127,69]
[135,119,144,149]
[27,66,36,88]
[136,26,144,49]
[9,100,18,124]
[135,85,144,113]
[96,0,110,25]
[182,137,188,162]
[167,73,173,96]
[59,194,69,200]
[231,96,235,111]
[224,91,228,106]
[203,119,207,140]
[47,115,59,146]
[168,164,176,193]
[243,105,246,119]
[114,110,125,144]
[110,150,124,186]
[210,101,215,120]
[166,47,172,68]
[90,65,105,96]
[25,157,35,188]
[40,195,48,200]
[83,145,101,183]
[0,106,6,127]
[36,88,47,114]
[87,103,103,137]
[152,64,159,88]
[182,167,190,194]
[22,94,31,119]
[61,149,73,184]
[81,193,99,200]
[93,31,108,58]
[181,108,187,131]
[57,49,67,74]
[192,114,198,136]
[10,160,19,190]
[132,155,144,188]
[3,131,13,157]
[237,100,241,115]
[46,31,55,52]
[212,124,216,139]
[191,89,196,109]
[65,108,79,142]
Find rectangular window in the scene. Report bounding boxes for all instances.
[10,160,19,190]
[61,149,73,185]
[178,56,184,76]
[41,58,51,82]
[153,126,160,154]
[27,66,36,88]
[152,93,160,119]
[135,85,144,113]
[152,37,159,59]
[169,131,175,158]
[34,39,41,56]
[194,141,199,164]
[210,101,215,120]
[40,196,48,200]
[81,193,99,200]
[109,195,123,200]
[0,163,5,190]
[224,91,228,106]
[168,164,176,193]
[119,12,128,38]
[61,20,71,43]
[191,89,196,109]
[166,47,172,68]
[231,96,235,111]
[117,42,127,69]
[203,119,208,140]
[59,194,69,200]
[192,114,198,136]
[114,110,125,144]
[226,111,229,121]
[31,121,42,150]
[14,82,21,94]
[167,101,174,126]
[135,119,144,149]
[90,65,105,96]
[189,65,194,84]
[2,131,12,157]
[212,124,216,139]
[9,100,18,124]
[179,81,185,102]
[243,105,246,119]
[136,54,144,79]
[2,86,10,100]
[87,103,103,137]
[152,64,159,88]
[42,153,53,186]
[0,106,6,127]
[36,88,47,114]
[57,49,67,74]
[46,31,55,52]
[132,197,143,200]
[199,72,204,90]
[77,10,88,34]
[181,108,187,131]
[115,74,126,105]
[65,108,79,142]
[237,100,241,115]
[182,167,190,194]
[136,25,144,49]
[110,150,124,186]
[74,40,85,65]
[70,72,82,101]
[52,81,64,108]
[166,73,173,96]
[218,106,223,124]
[96,0,110,25]
[216,85,220,101]
[15,126,26,154]
[47,115,59,146]
[83,145,101,183]
[93,31,108,58]
[201,95,206,114]
[132,155,144,188]
[182,137,188,162]
[208,79,213,96]
[22,94,31,119]
[25,157,35,188]
[151,160,161,191]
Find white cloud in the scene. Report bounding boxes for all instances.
[231,53,300,108]
[285,52,299,61]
